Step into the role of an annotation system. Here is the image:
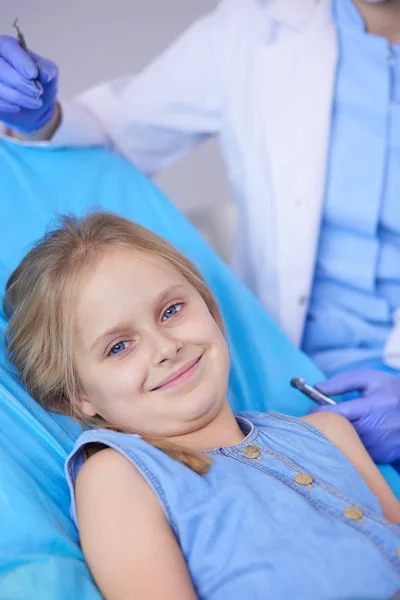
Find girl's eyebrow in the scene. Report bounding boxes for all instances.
[156,284,186,308]
[90,323,131,352]
[90,285,187,351]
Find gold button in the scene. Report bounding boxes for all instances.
[242,445,261,459]
[294,473,313,487]
[397,548,400,560]
[344,507,364,522]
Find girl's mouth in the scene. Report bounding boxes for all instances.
[152,355,203,391]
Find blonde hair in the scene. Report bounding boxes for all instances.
[3,212,224,474]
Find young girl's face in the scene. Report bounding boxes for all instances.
[72,248,230,438]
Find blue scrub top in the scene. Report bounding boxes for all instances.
[302,0,400,375]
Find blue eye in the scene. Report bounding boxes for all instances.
[109,341,130,356]
[162,303,182,321]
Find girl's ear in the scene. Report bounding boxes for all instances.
[75,389,97,418]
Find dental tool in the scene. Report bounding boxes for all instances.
[13,18,41,100]
[290,377,336,406]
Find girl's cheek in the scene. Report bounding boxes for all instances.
[119,359,147,388]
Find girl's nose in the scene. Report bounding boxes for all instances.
[152,333,183,365]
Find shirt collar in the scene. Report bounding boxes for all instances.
[334,0,366,32]
[205,415,259,455]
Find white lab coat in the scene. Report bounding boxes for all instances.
[20,0,340,347]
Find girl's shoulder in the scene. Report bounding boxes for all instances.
[73,444,159,516]
[237,410,354,470]
[238,410,360,457]
[65,428,196,532]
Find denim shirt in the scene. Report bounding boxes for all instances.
[302,0,400,375]
[66,411,400,599]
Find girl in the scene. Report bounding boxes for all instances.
[3,212,400,599]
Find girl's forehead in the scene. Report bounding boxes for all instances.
[78,248,191,305]
[95,247,185,281]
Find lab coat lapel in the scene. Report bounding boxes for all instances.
[261,1,337,345]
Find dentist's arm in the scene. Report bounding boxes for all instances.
[310,369,400,464]
[1,0,241,175]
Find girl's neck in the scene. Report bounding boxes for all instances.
[168,400,245,452]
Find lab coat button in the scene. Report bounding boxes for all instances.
[298,295,308,306]
[294,473,313,487]
[242,445,261,459]
[344,507,364,522]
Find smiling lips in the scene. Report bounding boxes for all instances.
[152,355,202,391]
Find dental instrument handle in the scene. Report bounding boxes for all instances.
[290,377,337,406]
[13,18,41,99]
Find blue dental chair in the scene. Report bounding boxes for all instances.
[1,139,399,599]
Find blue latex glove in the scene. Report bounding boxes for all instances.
[310,369,400,464]
[0,35,58,132]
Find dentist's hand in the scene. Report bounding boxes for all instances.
[0,35,58,132]
[310,369,400,464]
